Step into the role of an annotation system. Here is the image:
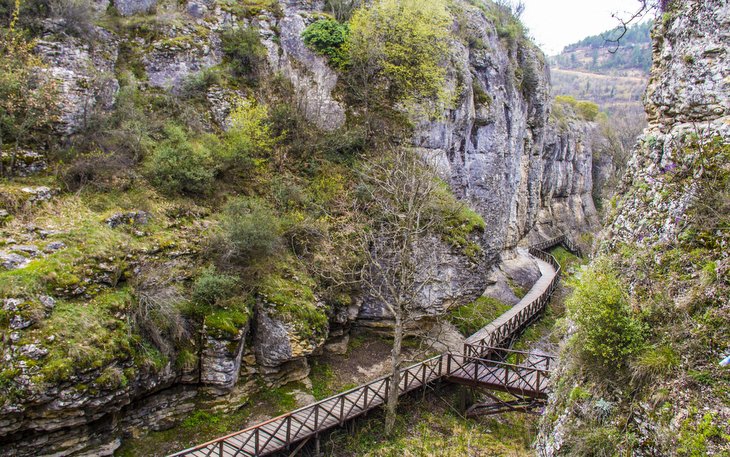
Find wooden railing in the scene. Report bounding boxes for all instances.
[444,354,551,399]
[464,234,578,358]
[168,234,579,457]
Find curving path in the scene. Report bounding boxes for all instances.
[466,253,557,345]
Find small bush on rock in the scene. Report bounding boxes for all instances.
[221,26,267,83]
[302,18,350,67]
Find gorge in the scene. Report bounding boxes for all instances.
[0,0,727,455]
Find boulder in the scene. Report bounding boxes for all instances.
[114,0,156,16]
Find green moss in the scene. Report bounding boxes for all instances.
[217,0,283,18]
[549,246,583,273]
[507,279,527,299]
[258,260,328,340]
[677,410,728,457]
[431,181,486,260]
[448,296,510,336]
[309,360,335,400]
[39,289,139,384]
[260,382,299,414]
[204,299,252,339]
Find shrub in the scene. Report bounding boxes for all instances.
[221,26,267,82]
[222,97,277,171]
[144,124,217,195]
[61,150,136,191]
[217,196,282,262]
[192,266,239,307]
[576,100,600,121]
[302,18,349,67]
[566,260,645,370]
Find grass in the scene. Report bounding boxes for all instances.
[310,360,336,400]
[448,296,511,336]
[324,389,536,456]
[549,246,583,273]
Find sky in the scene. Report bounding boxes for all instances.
[520,0,646,55]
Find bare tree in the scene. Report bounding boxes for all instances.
[606,0,670,52]
[358,148,443,434]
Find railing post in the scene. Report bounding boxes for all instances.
[339,395,345,425]
[219,440,223,457]
[255,428,259,455]
[286,415,291,445]
[447,354,452,375]
[438,354,443,376]
[314,405,319,430]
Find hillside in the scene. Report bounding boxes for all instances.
[548,21,652,115]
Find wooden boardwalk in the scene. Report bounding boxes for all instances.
[169,235,577,457]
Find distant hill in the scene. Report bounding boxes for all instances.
[548,21,653,117]
[551,21,653,75]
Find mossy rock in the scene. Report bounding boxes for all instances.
[258,259,329,342]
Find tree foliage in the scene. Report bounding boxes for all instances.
[302,18,349,67]
[566,261,645,369]
[346,0,453,122]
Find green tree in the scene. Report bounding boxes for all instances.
[221,97,278,173]
[345,0,452,127]
[302,18,349,67]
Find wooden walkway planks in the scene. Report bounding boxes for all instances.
[168,235,577,457]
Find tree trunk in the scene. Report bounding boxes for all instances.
[385,310,403,435]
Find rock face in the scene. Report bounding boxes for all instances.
[257,2,346,131]
[415,3,597,264]
[2,1,603,455]
[200,323,249,391]
[36,30,119,136]
[644,0,730,128]
[608,0,730,247]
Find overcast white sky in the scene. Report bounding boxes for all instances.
[520,0,646,55]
